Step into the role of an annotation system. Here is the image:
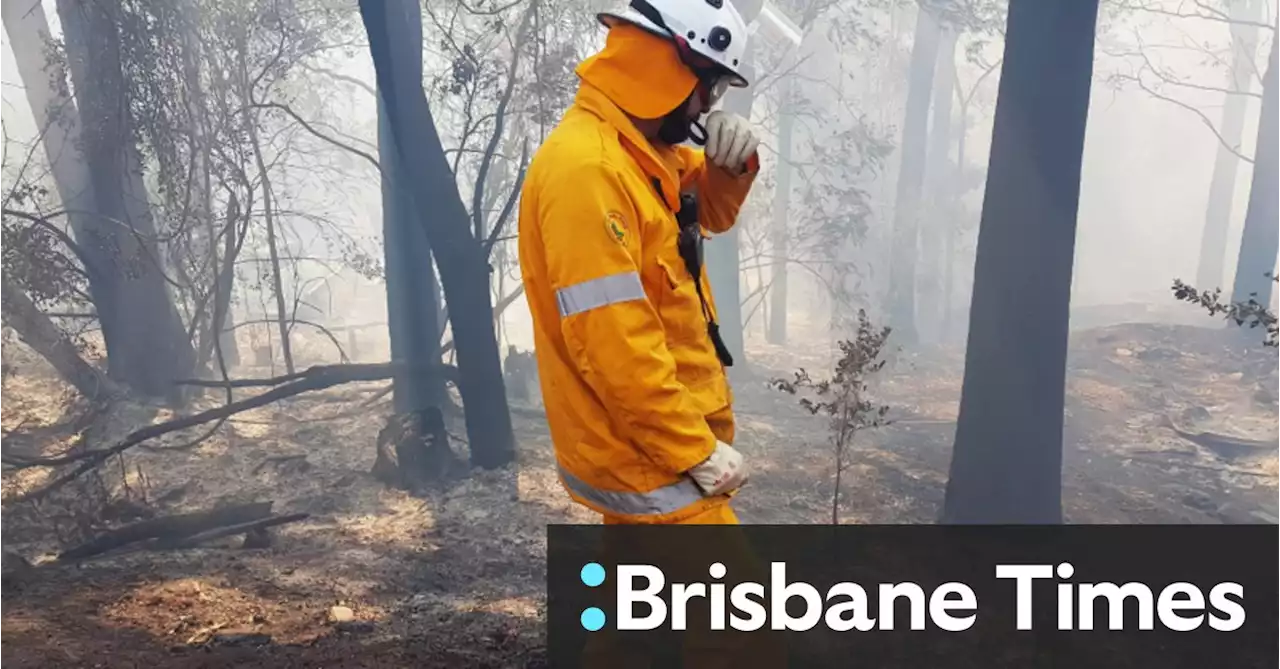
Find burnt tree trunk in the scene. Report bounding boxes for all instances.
[942,0,1099,524]
[917,25,957,345]
[374,1,451,487]
[1195,0,1263,290]
[378,0,446,415]
[1229,30,1278,311]
[2,1,116,347]
[2,0,96,243]
[381,90,447,412]
[768,67,795,345]
[0,275,116,400]
[359,0,515,469]
[885,3,942,347]
[56,0,195,401]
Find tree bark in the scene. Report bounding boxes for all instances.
[885,4,942,347]
[942,89,965,345]
[2,1,116,342]
[942,0,1099,524]
[2,1,93,238]
[1229,29,1278,310]
[942,57,1002,343]
[1195,0,1263,291]
[767,69,795,345]
[55,0,195,401]
[0,275,115,400]
[359,0,515,469]
[917,25,957,345]
[379,59,446,413]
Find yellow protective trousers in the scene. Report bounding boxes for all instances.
[583,504,787,668]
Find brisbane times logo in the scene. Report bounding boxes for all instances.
[575,561,1248,633]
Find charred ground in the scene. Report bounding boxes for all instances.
[1,322,1274,668]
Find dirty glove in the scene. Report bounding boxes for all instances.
[704,111,760,175]
[688,441,750,497]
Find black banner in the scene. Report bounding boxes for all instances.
[547,525,1277,668]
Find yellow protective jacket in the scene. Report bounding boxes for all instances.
[518,81,758,523]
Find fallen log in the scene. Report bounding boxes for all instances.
[157,512,310,549]
[58,502,274,561]
[1163,414,1279,460]
[173,362,459,389]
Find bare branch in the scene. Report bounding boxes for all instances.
[299,62,377,97]
[250,102,381,173]
[484,139,529,256]
[1110,0,1275,30]
[471,3,535,238]
[1110,70,1255,163]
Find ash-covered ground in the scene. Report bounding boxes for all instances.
[2,321,1275,668]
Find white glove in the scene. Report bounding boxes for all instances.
[704,111,759,175]
[687,441,750,497]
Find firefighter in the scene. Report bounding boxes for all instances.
[518,0,762,527]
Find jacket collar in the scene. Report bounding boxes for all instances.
[572,82,682,212]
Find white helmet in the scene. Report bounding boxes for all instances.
[598,0,752,88]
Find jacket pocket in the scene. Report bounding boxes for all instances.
[654,256,705,344]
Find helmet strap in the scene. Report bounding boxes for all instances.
[654,88,711,146]
[688,118,709,146]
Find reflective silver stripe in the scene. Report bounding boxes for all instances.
[558,464,704,516]
[556,272,645,318]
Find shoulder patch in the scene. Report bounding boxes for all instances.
[604,211,627,244]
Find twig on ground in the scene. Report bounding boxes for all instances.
[251,454,308,475]
[186,622,228,646]
[57,502,274,561]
